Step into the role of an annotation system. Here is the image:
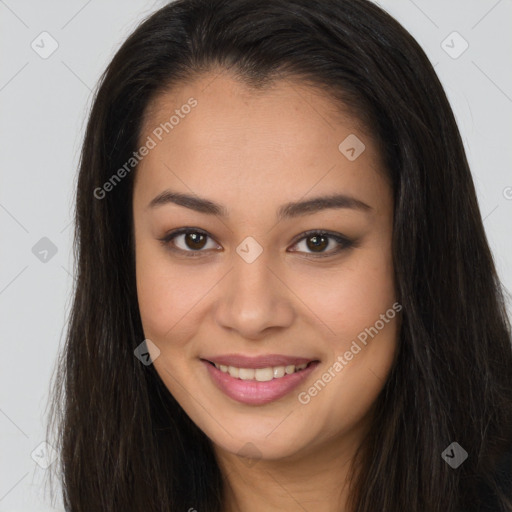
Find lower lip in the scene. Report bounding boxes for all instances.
[202,360,319,405]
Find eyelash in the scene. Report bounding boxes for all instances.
[158,227,355,259]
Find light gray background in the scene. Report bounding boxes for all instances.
[1,1,511,510]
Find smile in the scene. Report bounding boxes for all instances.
[210,362,312,381]
[201,355,320,405]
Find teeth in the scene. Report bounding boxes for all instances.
[285,365,295,374]
[255,367,273,382]
[227,366,239,378]
[273,366,285,378]
[239,368,255,380]
[213,362,311,380]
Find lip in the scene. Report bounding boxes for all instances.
[201,353,315,368]
[201,356,320,406]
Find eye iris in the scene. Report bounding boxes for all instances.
[307,234,328,252]
[185,232,207,250]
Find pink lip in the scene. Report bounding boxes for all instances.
[201,353,315,368]
[201,358,320,406]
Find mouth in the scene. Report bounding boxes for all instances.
[200,355,320,405]
[204,360,317,381]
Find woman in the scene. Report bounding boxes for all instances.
[46,0,512,510]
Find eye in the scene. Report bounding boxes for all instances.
[158,227,220,257]
[289,230,354,258]
[158,228,355,258]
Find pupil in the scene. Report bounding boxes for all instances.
[186,232,206,250]
[183,233,329,252]
[307,235,327,252]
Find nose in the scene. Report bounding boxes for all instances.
[213,249,295,340]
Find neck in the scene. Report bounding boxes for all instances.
[215,424,368,512]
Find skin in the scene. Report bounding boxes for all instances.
[133,71,400,512]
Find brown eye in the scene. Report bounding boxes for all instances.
[183,232,207,250]
[289,230,354,257]
[159,228,220,256]
[159,228,354,259]
[305,234,329,252]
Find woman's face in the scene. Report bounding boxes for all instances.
[133,72,400,461]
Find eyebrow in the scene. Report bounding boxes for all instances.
[147,189,372,221]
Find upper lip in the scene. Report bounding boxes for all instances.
[202,353,318,368]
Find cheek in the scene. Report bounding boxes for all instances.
[135,240,202,343]
[292,245,399,430]
[292,242,396,346]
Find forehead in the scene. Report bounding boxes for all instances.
[135,72,389,217]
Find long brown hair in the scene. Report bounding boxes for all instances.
[46,0,512,510]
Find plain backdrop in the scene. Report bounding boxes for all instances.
[0,0,511,510]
